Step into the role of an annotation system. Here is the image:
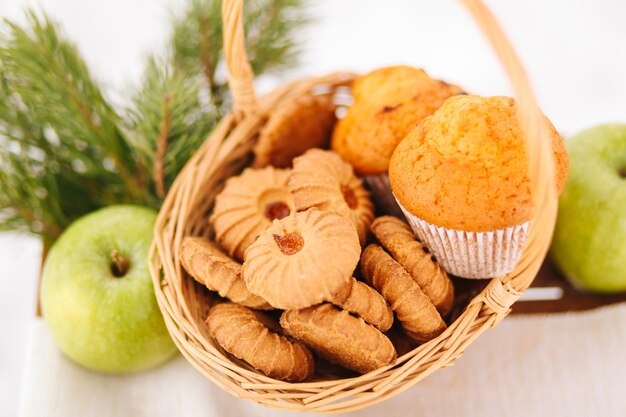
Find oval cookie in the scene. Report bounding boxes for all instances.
[206,302,314,381]
[330,277,393,331]
[253,94,336,168]
[361,244,446,343]
[280,303,396,374]
[179,237,272,310]
[371,216,454,316]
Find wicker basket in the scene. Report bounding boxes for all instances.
[149,0,558,412]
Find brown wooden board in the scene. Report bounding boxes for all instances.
[445,258,626,322]
[510,259,626,314]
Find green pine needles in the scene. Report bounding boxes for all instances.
[0,0,308,245]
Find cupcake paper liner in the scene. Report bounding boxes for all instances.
[395,195,529,279]
[363,173,405,218]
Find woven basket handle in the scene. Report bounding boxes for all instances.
[222,0,257,116]
[221,0,558,307]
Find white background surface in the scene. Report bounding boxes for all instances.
[19,305,626,417]
[1,1,625,416]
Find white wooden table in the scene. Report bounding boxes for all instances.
[17,306,626,417]
[2,1,626,416]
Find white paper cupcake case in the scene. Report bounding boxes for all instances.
[396,197,530,279]
[363,173,405,218]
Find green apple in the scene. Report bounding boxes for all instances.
[42,205,177,373]
[550,124,626,292]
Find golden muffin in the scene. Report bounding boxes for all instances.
[389,95,568,278]
[331,65,463,176]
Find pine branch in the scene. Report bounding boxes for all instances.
[128,0,310,200]
[123,57,216,203]
[171,0,309,113]
[0,12,147,241]
[0,1,309,244]
[153,95,172,199]
[172,0,222,87]
[244,0,308,75]
[1,12,144,198]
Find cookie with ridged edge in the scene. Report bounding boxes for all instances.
[210,167,294,261]
[253,94,336,168]
[206,303,314,381]
[179,237,272,310]
[329,276,393,331]
[242,209,360,310]
[288,149,374,245]
[370,216,454,316]
[331,65,463,175]
[280,303,396,374]
[361,244,446,343]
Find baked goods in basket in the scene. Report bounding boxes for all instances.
[152,0,564,408]
[210,166,294,261]
[370,216,454,316]
[280,303,397,374]
[252,94,336,168]
[288,149,374,245]
[389,94,568,278]
[242,209,360,310]
[179,237,272,310]
[206,303,314,381]
[361,244,447,343]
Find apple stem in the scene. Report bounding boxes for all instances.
[110,249,130,277]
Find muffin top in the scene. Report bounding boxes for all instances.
[389,95,568,231]
[331,65,463,175]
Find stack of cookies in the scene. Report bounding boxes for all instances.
[179,65,568,381]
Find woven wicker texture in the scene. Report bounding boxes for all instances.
[149,0,558,412]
